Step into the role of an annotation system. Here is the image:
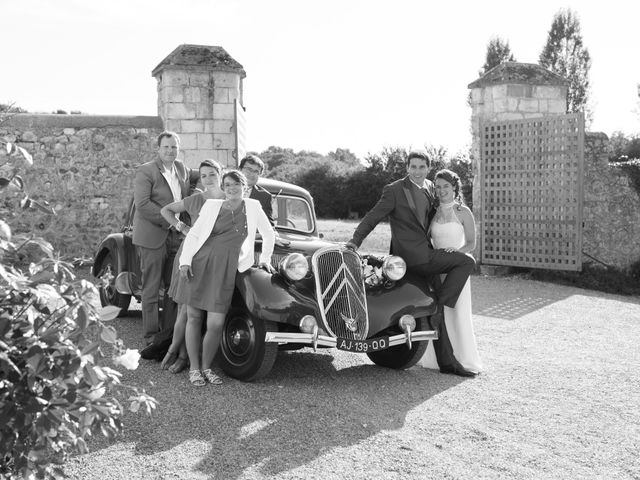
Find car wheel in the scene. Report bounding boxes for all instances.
[217,307,278,381]
[366,316,429,369]
[97,250,131,313]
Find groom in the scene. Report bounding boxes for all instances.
[345,150,476,377]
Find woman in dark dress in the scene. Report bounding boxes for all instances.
[159,159,225,373]
[173,170,276,386]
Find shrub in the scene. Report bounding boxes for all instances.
[0,138,156,479]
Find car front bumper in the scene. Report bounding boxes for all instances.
[265,329,439,351]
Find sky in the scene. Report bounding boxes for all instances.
[1,0,639,160]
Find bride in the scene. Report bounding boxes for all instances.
[418,169,482,375]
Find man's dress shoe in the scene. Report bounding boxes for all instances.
[140,342,165,361]
[440,365,477,378]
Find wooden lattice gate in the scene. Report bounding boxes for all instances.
[480,113,584,271]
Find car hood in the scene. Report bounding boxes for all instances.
[273,232,338,257]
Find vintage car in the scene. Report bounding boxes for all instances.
[93,178,438,381]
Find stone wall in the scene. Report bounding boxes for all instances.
[582,133,640,270]
[1,114,163,259]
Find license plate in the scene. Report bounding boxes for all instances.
[336,336,389,353]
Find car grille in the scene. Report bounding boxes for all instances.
[311,247,368,340]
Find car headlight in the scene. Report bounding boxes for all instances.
[279,252,309,281]
[299,315,317,333]
[382,255,406,281]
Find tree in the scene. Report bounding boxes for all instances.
[539,8,592,123]
[480,37,516,75]
[0,103,27,114]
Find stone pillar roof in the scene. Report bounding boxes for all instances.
[468,62,568,88]
[151,44,246,78]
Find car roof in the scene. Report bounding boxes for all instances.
[257,177,313,203]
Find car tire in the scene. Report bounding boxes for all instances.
[97,250,131,314]
[217,307,278,381]
[366,316,429,369]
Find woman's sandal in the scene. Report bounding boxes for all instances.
[168,357,189,374]
[202,369,223,385]
[160,349,178,370]
[189,369,206,387]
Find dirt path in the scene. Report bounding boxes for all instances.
[64,275,640,479]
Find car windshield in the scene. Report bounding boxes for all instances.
[272,194,314,234]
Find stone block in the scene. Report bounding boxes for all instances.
[227,88,240,102]
[534,85,564,99]
[166,103,197,120]
[210,119,233,133]
[507,98,519,111]
[506,84,527,97]
[490,84,508,99]
[213,103,235,120]
[21,131,37,142]
[212,133,235,150]
[179,133,197,150]
[197,149,217,160]
[160,70,189,87]
[470,88,483,104]
[213,87,229,103]
[493,98,508,113]
[182,150,201,169]
[53,143,66,154]
[214,150,236,168]
[180,120,205,133]
[160,86,184,103]
[184,87,202,103]
[197,102,213,119]
[212,72,240,88]
[63,128,75,135]
[548,100,566,113]
[189,72,211,87]
[518,98,539,113]
[164,119,181,132]
[197,133,214,149]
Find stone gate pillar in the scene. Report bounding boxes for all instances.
[152,44,246,168]
[467,62,568,263]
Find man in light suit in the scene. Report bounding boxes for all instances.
[239,154,274,225]
[346,150,476,377]
[133,131,199,351]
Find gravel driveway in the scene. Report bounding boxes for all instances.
[64,275,640,480]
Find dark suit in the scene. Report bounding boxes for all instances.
[249,184,274,225]
[349,175,475,369]
[133,158,198,344]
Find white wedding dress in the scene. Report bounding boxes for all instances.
[418,203,482,373]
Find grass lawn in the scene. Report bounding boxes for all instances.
[316,218,390,255]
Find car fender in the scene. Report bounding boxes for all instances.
[92,233,129,277]
[366,272,438,336]
[234,268,319,326]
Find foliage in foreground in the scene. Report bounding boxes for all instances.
[0,138,157,479]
